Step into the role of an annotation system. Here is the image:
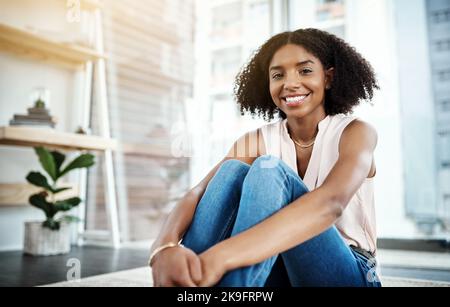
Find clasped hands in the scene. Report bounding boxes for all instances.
[151,245,229,287]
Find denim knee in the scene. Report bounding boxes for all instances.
[213,159,250,184]
[248,155,292,178]
[246,155,308,194]
[219,159,250,173]
[238,155,289,194]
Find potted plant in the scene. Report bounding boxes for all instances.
[23,146,95,256]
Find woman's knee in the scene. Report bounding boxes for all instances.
[248,155,291,180]
[246,155,308,194]
[218,159,250,173]
[213,159,250,185]
[251,155,283,170]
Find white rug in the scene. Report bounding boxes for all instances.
[376,249,450,270]
[43,266,450,287]
[45,267,153,287]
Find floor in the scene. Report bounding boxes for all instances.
[377,249,450,282]
[0,246,149,287]
[0,246,450,287]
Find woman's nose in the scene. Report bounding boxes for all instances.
[283,74,301,90]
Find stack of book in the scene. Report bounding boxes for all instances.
[9,106,57,128]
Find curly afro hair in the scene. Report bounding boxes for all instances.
[234,28,379,121]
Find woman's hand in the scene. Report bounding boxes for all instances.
[151,246,202,287]
[198,248,228,287]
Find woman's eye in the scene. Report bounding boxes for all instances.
[300,68,313,75]
[272,73,283,80]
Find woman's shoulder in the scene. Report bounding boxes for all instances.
[344,118,377,136]
[340,118,378,150]
[328,114,377,137]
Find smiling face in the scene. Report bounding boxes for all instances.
[269,44,334,119]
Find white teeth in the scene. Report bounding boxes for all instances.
[285,95,307,103]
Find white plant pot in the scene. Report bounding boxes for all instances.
[23,221,71,256]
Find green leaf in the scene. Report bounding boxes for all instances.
[59,154,95,178]
[51,151,66,176]
[26,172,52,191]
[29,193,54,219]
[34,147,57,182]
[54,197,81,212]
[26,172,71,194]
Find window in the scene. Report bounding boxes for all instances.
[212,1,242,33]
[87,0,194,242]
[211,47,242,88]
[192,0,272,177]
[316,0,345,22]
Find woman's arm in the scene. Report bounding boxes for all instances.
[149,163,222,287]
[150,129,264,286]
[150,129,264,254]
[199,120,377,286]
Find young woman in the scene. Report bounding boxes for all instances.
[149,28,381,287]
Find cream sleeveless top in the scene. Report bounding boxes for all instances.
[260,114,377,254]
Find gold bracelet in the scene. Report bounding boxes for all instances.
[148,240,184,267]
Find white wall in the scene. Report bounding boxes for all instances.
[0,0,86,251]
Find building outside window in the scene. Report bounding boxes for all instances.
[191,0,273,185]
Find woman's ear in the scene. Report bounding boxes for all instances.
[325,67,335,90]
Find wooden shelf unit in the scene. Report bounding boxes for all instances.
[0,23,105,70]
[0,126,117,152]
[0,126,180,157]
[0,1,119,246]
[0,183,79,207]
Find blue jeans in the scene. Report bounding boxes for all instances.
[182,155,381,287]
